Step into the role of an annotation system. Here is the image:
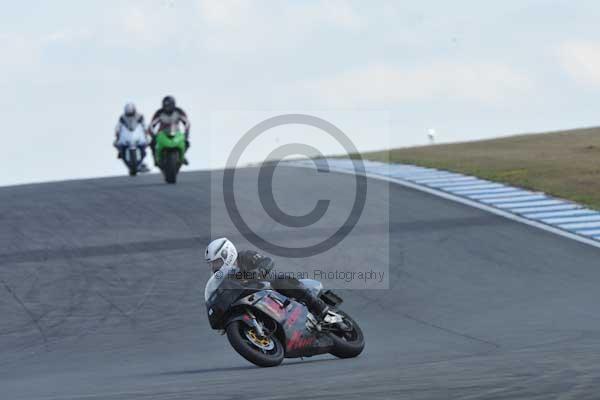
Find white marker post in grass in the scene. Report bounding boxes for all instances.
[428,129,436,144]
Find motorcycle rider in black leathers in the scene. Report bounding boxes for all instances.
[205,238,331,321]
[147,95,191,166]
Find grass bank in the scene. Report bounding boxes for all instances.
[356,127,600,209]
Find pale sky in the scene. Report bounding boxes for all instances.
[2,0,600,186]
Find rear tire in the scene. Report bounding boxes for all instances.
[164,150,179,184]
[328,310,365,358]
[128,148,137,177]
[226,320,284,367]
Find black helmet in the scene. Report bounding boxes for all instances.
[162,95,176,114]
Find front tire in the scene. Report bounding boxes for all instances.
[128,148,138,177]
[328,310,365,358]
[164,150,179,184]
[226,320,284,367]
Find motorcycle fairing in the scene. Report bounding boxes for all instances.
[155,130,186,163]
[232,290,335,358]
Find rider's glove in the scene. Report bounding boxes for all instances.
[256,257,274,277]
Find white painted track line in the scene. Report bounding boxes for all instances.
[482,195,547,204]
[497,199,564,209]
[452,187,517,195]
[510,204,581,214]
[469,190,531,200]
[442,183,504,191]
[542,215,600,224]
[428,179,488,188]
[578,229,600,236]
[416,176,477,184]
[560,221,600,230]
[523,209,596,219]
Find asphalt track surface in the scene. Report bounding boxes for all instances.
[2,166,600,399]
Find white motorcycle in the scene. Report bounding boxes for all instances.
[116,124,148,176]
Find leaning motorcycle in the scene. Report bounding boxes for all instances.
[205,270,365,367]
[116,124,148,176]
[154,126,187,184]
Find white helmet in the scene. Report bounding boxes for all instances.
[205,238,237,273]
[124,102,136,116]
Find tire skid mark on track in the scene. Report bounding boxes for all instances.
[79,256,152,326]
[1,279,49,350]
[41,258,94,335]
[399,312,500,348]
[0,254,154,366]
[128,276,157,318]
[352,291,499,349]
[0,217,507,266]
[93,290,137,324]
[0,236,210,265]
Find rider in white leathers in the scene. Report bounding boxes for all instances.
[114,103,149,172]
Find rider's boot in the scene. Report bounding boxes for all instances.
[306,294,328,314]
[183,140,190,165]
[306,294,345,330]
[305,295,334,322]
[149,137,158,166]
[114,142,122,159]
[322,309,344,325]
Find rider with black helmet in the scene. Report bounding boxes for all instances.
[148,96,191,165]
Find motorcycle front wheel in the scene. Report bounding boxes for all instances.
[128,148,138,176]
[163,150,179,184]
[226,320,284,367]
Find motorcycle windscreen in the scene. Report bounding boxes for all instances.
[204,265,238,302]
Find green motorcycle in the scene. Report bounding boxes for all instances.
[155,127,187,184]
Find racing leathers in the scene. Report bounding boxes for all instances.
[236,250,329,319]
[114,112,147,158]
[147,107,191,165]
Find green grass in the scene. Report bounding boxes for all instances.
[354,127,600,209]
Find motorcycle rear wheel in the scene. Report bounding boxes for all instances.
[328,310,365,358]
[226,320,284,367]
